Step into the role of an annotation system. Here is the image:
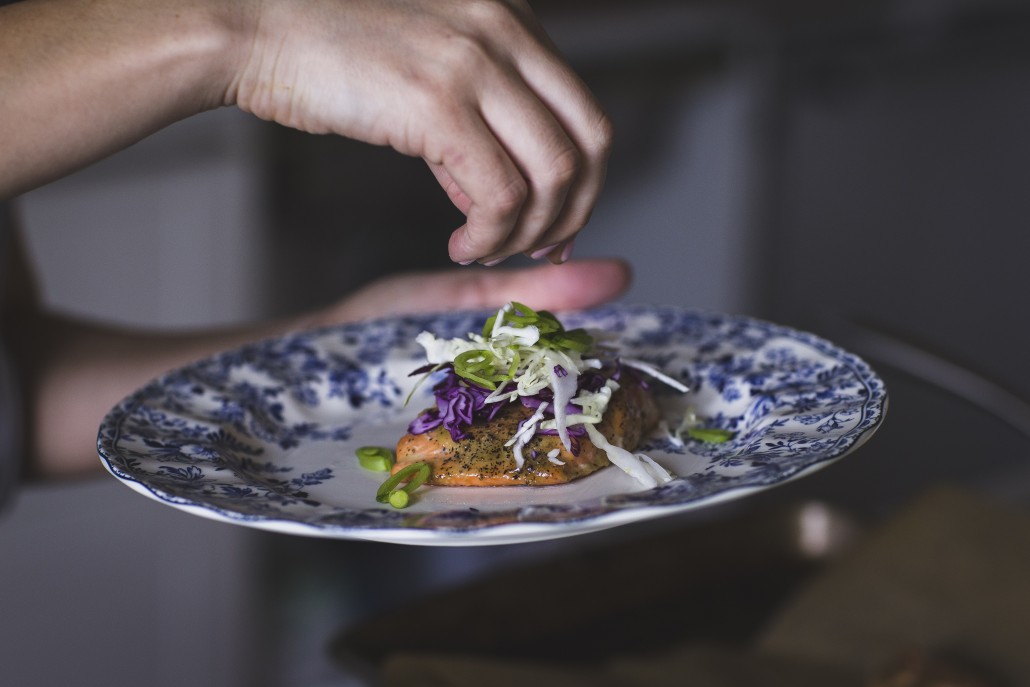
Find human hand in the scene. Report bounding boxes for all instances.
[307,258,631,327]
[232,0,612,265]
[21,257,627,477]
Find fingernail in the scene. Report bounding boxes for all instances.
[481,257,505,267]
[458,259,475,266]
[559,238,576,263]
[529,243,560,260]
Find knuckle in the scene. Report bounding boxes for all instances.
[465,0,522,30]
[419,52,478,98]
[490,175,529,218]
[585,111,615,160]
[442,35,490,72]
[544,146,580,189]
[409,37,492,99]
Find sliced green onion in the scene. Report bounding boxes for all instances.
[481,313,498,338]
[687,427,735,443]
[376,461,431,508]
[533,310,562,334]
[481,303,539,337]
[356,446,394,472]
[479,304,593,355]
[545,327,593,353]
[454,349,515,390]
[505,348,521,380]
[506,301,539,326]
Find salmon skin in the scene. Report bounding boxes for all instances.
[394,381,660,486]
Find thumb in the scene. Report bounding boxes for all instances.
[319,258,631,325]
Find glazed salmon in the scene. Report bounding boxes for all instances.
[394,382,661,486]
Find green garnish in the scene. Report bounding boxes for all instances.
[454,349,500,389]
[481,302,594,355]
[356,446,395,472]
[376,461,431,509]
[481,301,538,334]
[543,327,593,353]
[687,427,735,443]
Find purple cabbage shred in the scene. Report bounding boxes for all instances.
[407,362,619,451]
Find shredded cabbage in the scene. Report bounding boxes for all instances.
[410,303,689,489]
[584,424,674,489]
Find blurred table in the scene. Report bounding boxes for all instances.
[329,487,1030,687]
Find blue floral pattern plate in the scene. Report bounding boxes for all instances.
[97,305,886,546]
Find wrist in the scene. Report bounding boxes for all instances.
[201,0,262,109]
[150,0,254,112]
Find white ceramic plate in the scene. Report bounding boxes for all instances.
[97,305,886,546]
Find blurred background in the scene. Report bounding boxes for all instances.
[3,0,1030,684]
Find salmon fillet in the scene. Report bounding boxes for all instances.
[394,382,661,486]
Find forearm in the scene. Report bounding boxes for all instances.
[0,0,245,198]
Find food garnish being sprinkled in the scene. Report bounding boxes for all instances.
[391,302,690,492]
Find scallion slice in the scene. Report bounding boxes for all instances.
[686,427,734,443]
[356,446,395,472]
[376,461,431,508]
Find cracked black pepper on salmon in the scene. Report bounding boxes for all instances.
[394,376,660,486]
[392,302,686,489]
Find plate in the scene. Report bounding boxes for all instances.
[97,305,887,546]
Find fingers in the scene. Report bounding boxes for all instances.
[239,0,612,266]
[436,93,577,265]
[436,85,611,266]
[512,27,614,262]
[420,5,612,266]
[421,108,532,263]
[325,258,631,324]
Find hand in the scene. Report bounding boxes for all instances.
[233,0,613,265]
[307,258,632,326]
[20,258,628,477]
[2,0,611,261]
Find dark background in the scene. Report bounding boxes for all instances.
[3,1,1030,684]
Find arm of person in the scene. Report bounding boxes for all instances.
[0,0,612,264]
[9,255,630,479]
[0,0,237,199]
